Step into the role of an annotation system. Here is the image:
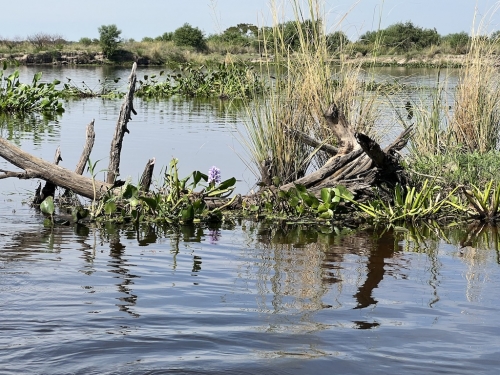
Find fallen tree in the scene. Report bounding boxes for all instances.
[0,62,149,201]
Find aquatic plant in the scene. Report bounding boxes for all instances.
[88,158,237,225]
[0,62,64,114]
[460,180,500,222]
[208,166,221,185]
[349,180,462,224]
[449,28,500,152]
[246,184,354,222]
[135,61,263,99]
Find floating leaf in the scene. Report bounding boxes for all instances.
[40,196,55,216]
[104,201,117,215]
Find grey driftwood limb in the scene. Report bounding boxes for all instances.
[139,157,155,192]
[75,119,96,175]
[0,137,113,200]
[106,62,137,184]
[279,104,411,198]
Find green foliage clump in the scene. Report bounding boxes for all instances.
[248,185,354,222]
[0,63,64,114]
[173,23,207,51]
[89,159,237,225]
[326,31,349,53]
[98,24,122,57]
[79,37,93,46]
[136,62,263,99]
[359,21,439,53]
[441,32,470,53]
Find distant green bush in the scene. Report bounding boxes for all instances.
[79,37,93,46]
[441,32,470,54]
[98,24,122,57]
[173,23,207,51]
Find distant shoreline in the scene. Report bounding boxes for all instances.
[0,50,486,69]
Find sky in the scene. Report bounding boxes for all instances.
[1,0,499,42]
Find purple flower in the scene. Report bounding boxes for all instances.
[208,229,221,244]
[208,166,221,184]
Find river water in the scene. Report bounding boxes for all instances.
[1,66,500,374]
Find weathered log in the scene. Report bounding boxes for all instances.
[75,119,95,175]
[285,127,338,156]
[139,158,155,193]
[280,148,364,191]
[324,103,360,157]
[280,102,412,197]
[0,137,113,200]
[107,62,137,184]
[36,146,63,203]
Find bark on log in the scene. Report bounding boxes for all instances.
[107,62,137,184]
[278,103,412,199]
[0,137,113,200]
[75,119,95,175]
[285,127,338,156]
[139,158,155,193]
[36,146,63,203]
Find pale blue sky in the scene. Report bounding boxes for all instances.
[1,0,499,41]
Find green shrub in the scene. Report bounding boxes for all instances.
[98,24,122,57]
[173,23,207,51]
[79,37,92,46]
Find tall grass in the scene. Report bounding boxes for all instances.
[450,31,500,153]
[241,0,381,185]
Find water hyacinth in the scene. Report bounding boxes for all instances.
[208,166,221,185]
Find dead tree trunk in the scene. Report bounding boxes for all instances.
[280,104,411,199]
[107,62,137,184]
[75,119,95,175]
[0,137,112,200]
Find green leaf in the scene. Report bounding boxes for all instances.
[334,185,354,200]
[123,184,138,199]
[192,170,208,187]
[40,196,55,216]
[218,177,236,190]
[181,204,194,222]
[139,196,157,211]
[104,201,117,215]
[321,188,331,203]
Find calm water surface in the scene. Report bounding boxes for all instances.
[1,66,500,374]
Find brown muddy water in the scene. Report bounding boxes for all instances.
[1,66,500,374]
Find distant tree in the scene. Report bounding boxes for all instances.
[442,32,470,53]
[220,23,258,46]
[79,37,92,46]
[173,23,206,50]
[142,37,154,43]
[27,33,65,49]
[326,31,349,52]
[98,24,122,57]
[382,22,439,52]
[156,32,173,42]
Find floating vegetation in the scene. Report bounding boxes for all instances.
[136,62,264,99]
[0,62,64,114]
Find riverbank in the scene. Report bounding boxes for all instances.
[0,48,484,69]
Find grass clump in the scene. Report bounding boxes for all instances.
[241,0,382,185]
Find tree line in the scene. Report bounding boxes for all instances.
[2,20,499,58]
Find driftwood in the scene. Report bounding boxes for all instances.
[107,62,137,184]
[278,104,411,200]
[75,119,95,175]
[0,63,155,202]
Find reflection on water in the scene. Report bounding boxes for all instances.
[1,220,500,373]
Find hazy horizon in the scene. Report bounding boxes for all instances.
[1,0,499,42]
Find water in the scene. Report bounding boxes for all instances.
[1,66,500,374]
